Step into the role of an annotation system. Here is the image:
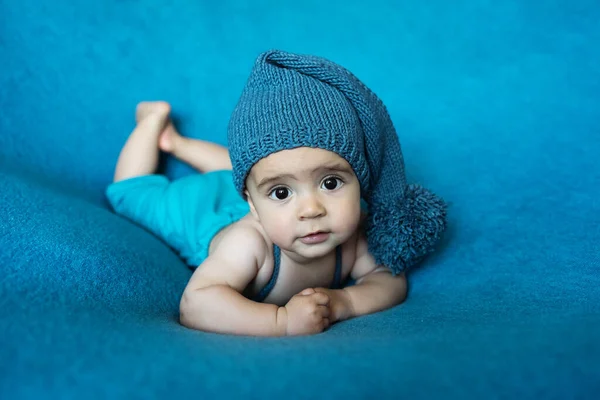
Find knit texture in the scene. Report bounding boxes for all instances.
[228,50,447,273]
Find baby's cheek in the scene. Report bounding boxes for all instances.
[265,216,293,245]
[335,198,361,231]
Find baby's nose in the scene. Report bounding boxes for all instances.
[297,194,326,220]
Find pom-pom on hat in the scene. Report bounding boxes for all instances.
[228,50,447,274]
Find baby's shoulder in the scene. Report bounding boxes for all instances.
[340,227,382,280]
[208,216,270,265]
[333,226,363,271]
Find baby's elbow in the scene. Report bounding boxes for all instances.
[376,271,407,306]
[394,273,408,305]
[179,289,208,329]
[179,290,195,328]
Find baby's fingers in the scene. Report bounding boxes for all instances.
[317,305,330,319]
[311,292,330,306]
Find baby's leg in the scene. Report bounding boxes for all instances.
[113,102,171,182]
[168,137,232,173]
[115,101,232,181]
[161,122,232,173]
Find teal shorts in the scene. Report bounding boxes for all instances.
[106,170,250,267]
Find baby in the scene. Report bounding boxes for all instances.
[106,50,447,336]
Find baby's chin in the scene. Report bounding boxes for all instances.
[283,238,339,261]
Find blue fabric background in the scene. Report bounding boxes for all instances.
[1,0,599,398]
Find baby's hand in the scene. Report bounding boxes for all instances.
[281,288,330,336]
[312,288,354,323]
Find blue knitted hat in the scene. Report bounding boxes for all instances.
[228,50,447,274]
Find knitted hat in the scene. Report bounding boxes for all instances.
[228,50,447,274]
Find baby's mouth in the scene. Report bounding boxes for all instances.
[299,231,330,245]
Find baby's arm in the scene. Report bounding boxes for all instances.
[315,233,407,323]
[179,227,330,336]
[179,227,283,336]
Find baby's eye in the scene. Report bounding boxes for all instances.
[268,187,291,200]
[321,177,343,191]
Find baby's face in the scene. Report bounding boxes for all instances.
[245,147,361,260]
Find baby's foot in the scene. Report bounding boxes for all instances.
[135,101,171,123]
[158,121,182,153]
[135,101,182,153]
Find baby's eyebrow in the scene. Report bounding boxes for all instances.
[256,173,298,191]
[256,162,353,191]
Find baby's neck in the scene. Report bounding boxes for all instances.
[280,246,336,269]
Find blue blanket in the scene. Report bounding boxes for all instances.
[1,1,599,398]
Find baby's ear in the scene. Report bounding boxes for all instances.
[245,190,260,220]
